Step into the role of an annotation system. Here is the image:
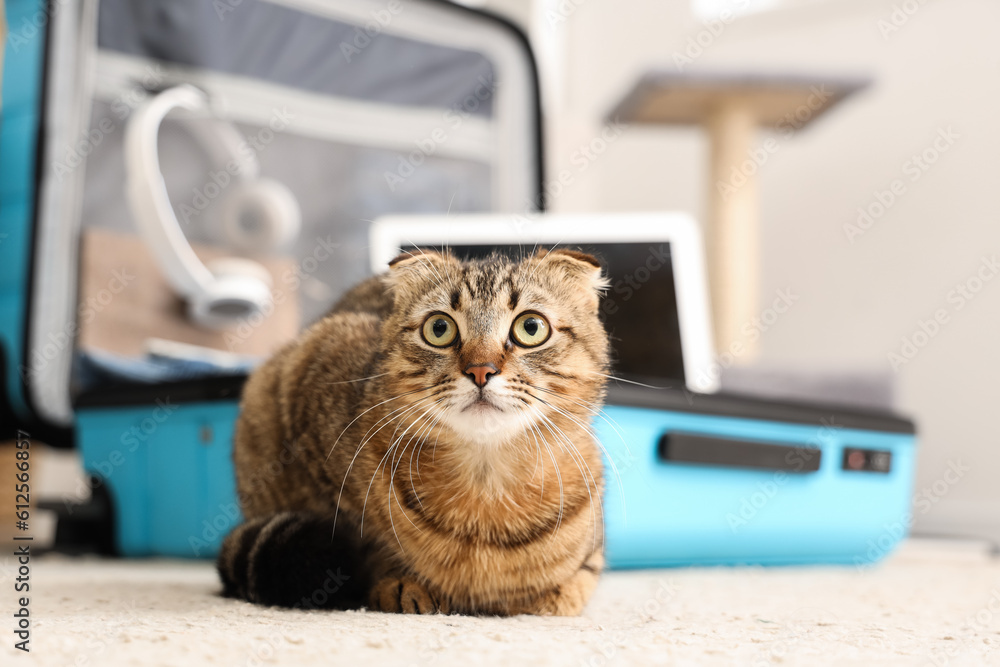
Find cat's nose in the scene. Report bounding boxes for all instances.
[464,363,498,388]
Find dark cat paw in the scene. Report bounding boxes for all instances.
[218,512,369,609]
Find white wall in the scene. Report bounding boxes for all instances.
[487,0,1000,543]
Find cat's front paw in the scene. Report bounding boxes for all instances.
[369,576,447,614]
[517,553,604,616]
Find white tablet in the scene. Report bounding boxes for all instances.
[369,212,719,394]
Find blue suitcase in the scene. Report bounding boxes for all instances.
[599,387,915,568]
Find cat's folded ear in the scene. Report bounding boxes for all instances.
[387,248,445,269]
[534,248,609,309]
[384,249,456,293]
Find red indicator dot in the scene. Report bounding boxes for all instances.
[847,450,867,470]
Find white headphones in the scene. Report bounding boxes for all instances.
[124,85,301,330]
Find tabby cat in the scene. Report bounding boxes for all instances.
[218,248,610,615]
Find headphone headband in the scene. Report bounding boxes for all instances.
[124,85,282,330]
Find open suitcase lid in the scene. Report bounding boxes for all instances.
[11,0,543,431]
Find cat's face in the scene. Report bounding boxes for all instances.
[381,249,610,445]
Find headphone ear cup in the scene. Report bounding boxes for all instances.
[187,258,274,331]
[218,178,301,254]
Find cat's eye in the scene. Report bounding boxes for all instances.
[511,312,551,348]
[421,313,459,347]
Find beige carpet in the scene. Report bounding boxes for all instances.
[2,539,998,666]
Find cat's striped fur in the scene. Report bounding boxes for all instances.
[218,249,610,615]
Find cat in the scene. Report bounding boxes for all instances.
[217,248,610,615]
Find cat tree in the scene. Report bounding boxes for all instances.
[607,71,869,361]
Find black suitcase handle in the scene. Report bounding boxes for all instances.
[658,432,822,473]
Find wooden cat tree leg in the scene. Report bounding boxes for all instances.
[706,100,759,359]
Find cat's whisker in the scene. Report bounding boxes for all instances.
[361,408,424,541]
[411,411,439,482]
[533,408,601,520]
[334,395,440,536]
[382,397,445,484]
[358,396,437,479]
[373,400,443,544]
[535,385,626,427]
[326,384,441,462]
[408,408,445,509]
[438,212,455,282]
[335,390,445,483]
[528,389,615,463]
[531,427,546,489]
[389,403,446,539]
[512,390,567,499]
[513,406,545,488]
[321,372,390,386]
[532,409,604,552]
[534,396,631,488]
[534,407,600,491]
[526,238,541,262]
[392,401,441,484]
[432,399,465,463]
[514,404,549,499]
[528,391,625,522]
[529,421,547,499]
[530,411,568,537]
[411,428,437,479]
[586,371,672,390]
[532,385,600,413]
[423,420,444,475]
[534,385,635,478]
[366,441,401,543]
[524,403,567,537]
